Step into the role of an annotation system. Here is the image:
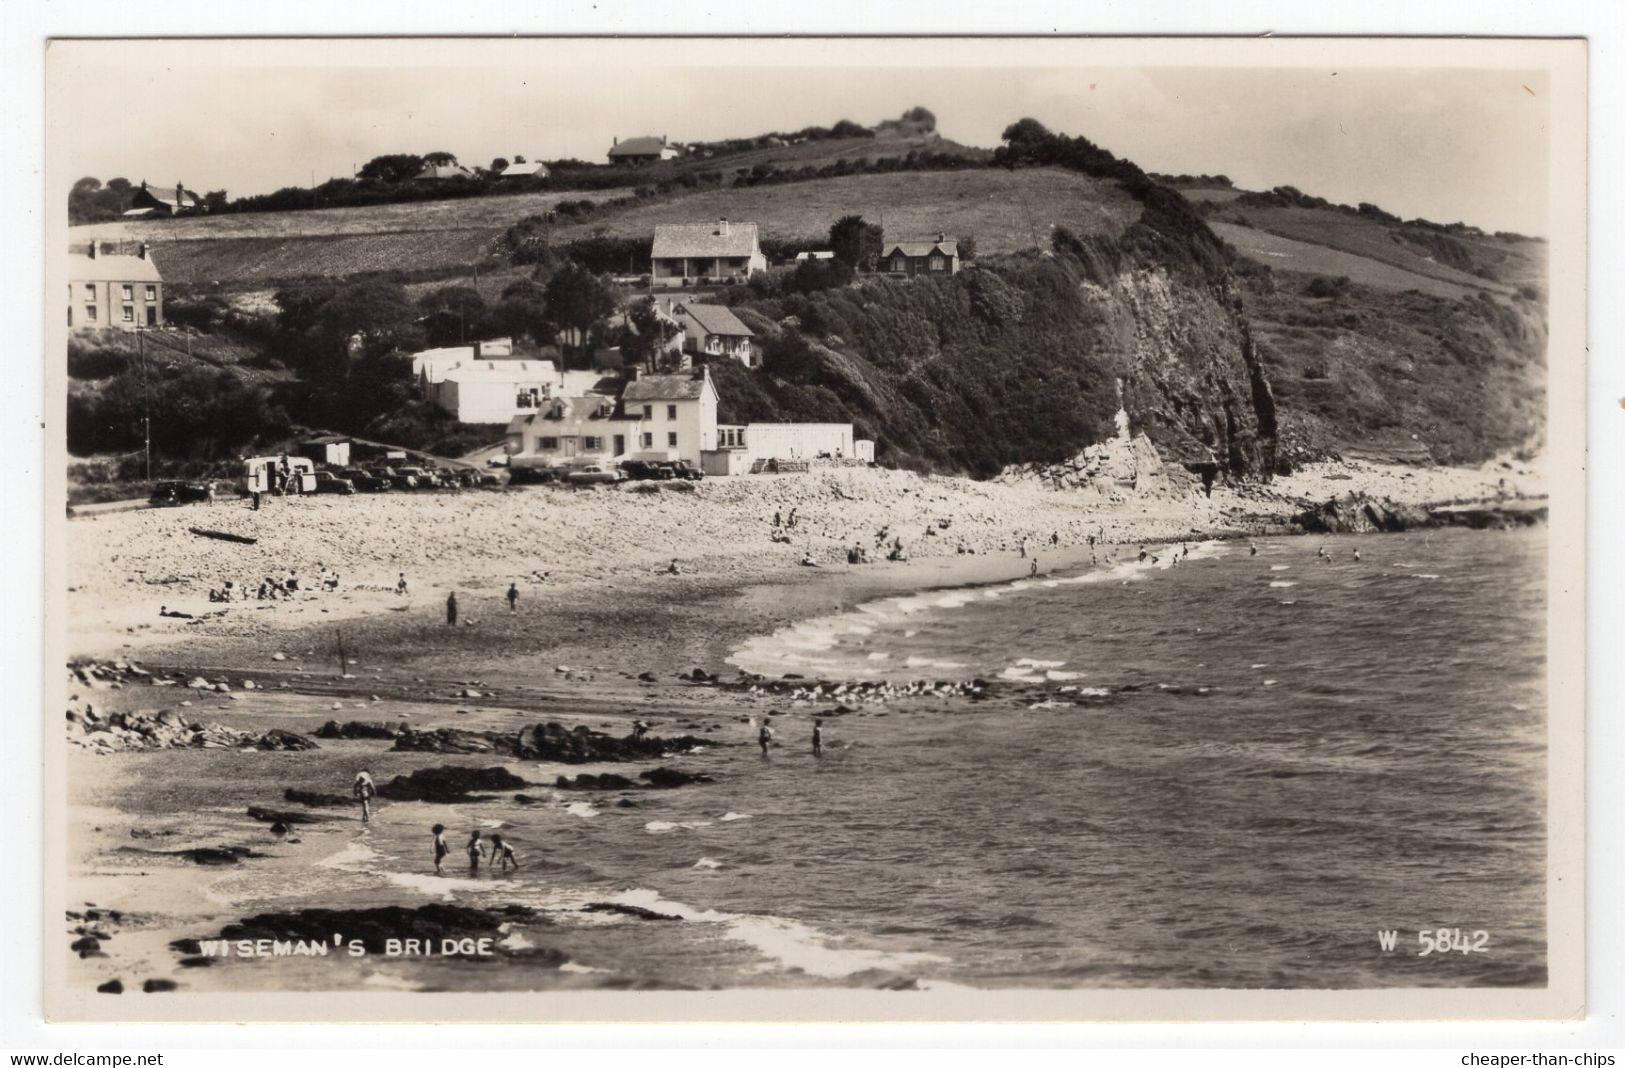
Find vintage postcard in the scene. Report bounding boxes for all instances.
[41,36,1586,1023]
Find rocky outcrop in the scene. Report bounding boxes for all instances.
[391,727,511,754]
[283,788,353,807]
[376,766,529,803]
[555,767,715,791]
[65,701,318,754]
[315,720,405,740]
[514,722,713,764]
[640,767,715,789]
[997,429,1199,498]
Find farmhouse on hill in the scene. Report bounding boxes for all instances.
[650,219,767,289]
[608,135,680,164]
[126,181,205,218]
[68,243,163,330]
[665,299,759,368]
[414,160,476,181]
[882,233,961,277]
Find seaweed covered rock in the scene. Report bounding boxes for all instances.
[1295,492,1431,533]
[391,727,512,754]
[514,722,711,763]
[377,766,529,803]
[315,720,405,740]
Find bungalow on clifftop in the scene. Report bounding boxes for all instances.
[608,135,680,164]
[667,300,758,368]
[651,219,766,288]
[882,233,960,277]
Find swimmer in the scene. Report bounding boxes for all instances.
[1138,546,1148,563]
[758,718,775,756]
[466,830,486,873]
[1353,548,1362,562]
[1248,541,1258,557]
[812,719,824,757]
[431,824,449,874]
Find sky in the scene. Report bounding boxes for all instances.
[47,39,1553,235]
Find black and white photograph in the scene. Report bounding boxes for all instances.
[38,35,1587,1024]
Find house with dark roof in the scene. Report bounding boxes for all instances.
[127,181,205,218]
[667,300,758,368]
[881,233,961,277]
[650,219,767,288]
[608,135,680,164]
[67,243,163,330]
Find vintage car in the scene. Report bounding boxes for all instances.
[148,480,215,506]
[312,470,356,495]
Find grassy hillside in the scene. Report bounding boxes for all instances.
[1210,223,1489,300]
[82,168,1141,289]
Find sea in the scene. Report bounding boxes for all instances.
[124,526,1548,991]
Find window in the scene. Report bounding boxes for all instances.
[892,256,905,272]
[85,305,97,321]
[667,432,678,448]
[121,305,134,322]
[84,283,95,297]
[145,286,157,301]
[121,284,133,300]
[929,255,945,271]
[583,436,604,451]
[642,404,652,419]
[538,436,559,450]
[640,433,652,448]
[666,404,677,420]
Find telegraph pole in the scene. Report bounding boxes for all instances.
[137,326,152,481]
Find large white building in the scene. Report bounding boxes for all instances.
[506,367,873,474]
[412,340,578,424]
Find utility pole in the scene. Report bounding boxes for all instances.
[137,327,152,481]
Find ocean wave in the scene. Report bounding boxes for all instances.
[719,812,753,822]
[565,802,598,819]
[603,888,949,980]
[693,857,723,869]
[1016,658,1066,669]
[1269,580,1298,588]
[1045,669,1085,681]
[645,820,714,834]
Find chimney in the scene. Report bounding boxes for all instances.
[137,242,148,260]
[937,231,947,242]
[177,182,185,205]
[662,134,667,145]
[613,136,619,147]
[86,241,96,259]
[718,218,730,237]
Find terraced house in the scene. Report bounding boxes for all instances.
[67,244,162,330]
[650,219,767,288]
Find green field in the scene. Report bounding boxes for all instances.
[79,168,1143,288]
[1210,222,1493,300]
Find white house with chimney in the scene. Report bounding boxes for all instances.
[650,219,766,288]
[411,339,573,424]
[68,243,163,330]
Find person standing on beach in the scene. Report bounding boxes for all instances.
[773,510,782,529]
[431,824,449,874]
[466,830,486,873]
[1138,546,1148,563]
[812,719,824,757]
[353,770,375,823]
[1051,531,1059,547]
[506,583,519,613]
[758,718,775,756]
[446,591,458,626]
[396,572,408,596]
[1030,558,1039,577]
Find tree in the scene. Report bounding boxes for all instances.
[487,280,552,346]
[308,280,423,368]
[1001,118,1053,148]
[829,214,885,272]
[901,106,937,130]
[490,157,510,173]
[830,119,870,138]
[417,285,488,347]
[513,154,527,164]
[543,264,619,366]
[202,189,229,213]
[618,297,682,371]
[357,154,425,183]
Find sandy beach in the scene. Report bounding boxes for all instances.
[58,455,1547,999]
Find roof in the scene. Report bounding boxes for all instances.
[651,221,760,260]
[134,185,203,209]
[623,373,711,403]
[497,161,549,178]
[608,137,671,157]
[67,251,163,284]
[415,162,475,180]
[439,360,558,384]
[300,434,350,446]
[795,250,835,261]
[560,370,619,397]
[674,302,753,338]
[884,239,959,259]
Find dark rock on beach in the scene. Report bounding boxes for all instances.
[142,978,179,992]
[117,844,266,864]
[315,720,405,740]
[555,772,640,791]
[581,902,683,921]
[255,729,319,751]
[514,721,712,764]
[391,727,512,754]
[96,979,123,994]
[639,767,715,789]
[247,806,329,825]
[376,765,528,803]
[283,788,353,807]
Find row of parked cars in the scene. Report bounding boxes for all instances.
[312,463,502,495]
[508,459,705,486]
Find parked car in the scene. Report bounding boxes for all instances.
[370,465,419,490]
[667,460,705,481]
[149,480,214,506]
[313,470,356,495]
[338,467,390,492]
[619,459,674,481]
[397,466,441,489]
[565,465,628,485]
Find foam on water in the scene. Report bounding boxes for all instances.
[604,888,949,980]
[719,812,752,822]
[693,857,723,870]
[565,802,598,819]
[1269,580,1298,588]
[645,820,713,834]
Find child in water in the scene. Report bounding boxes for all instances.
[758,719,775,755]
[490,834,519,871]
[466,830,486,873]
[353,771,376,823]
[431,824,449,874]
